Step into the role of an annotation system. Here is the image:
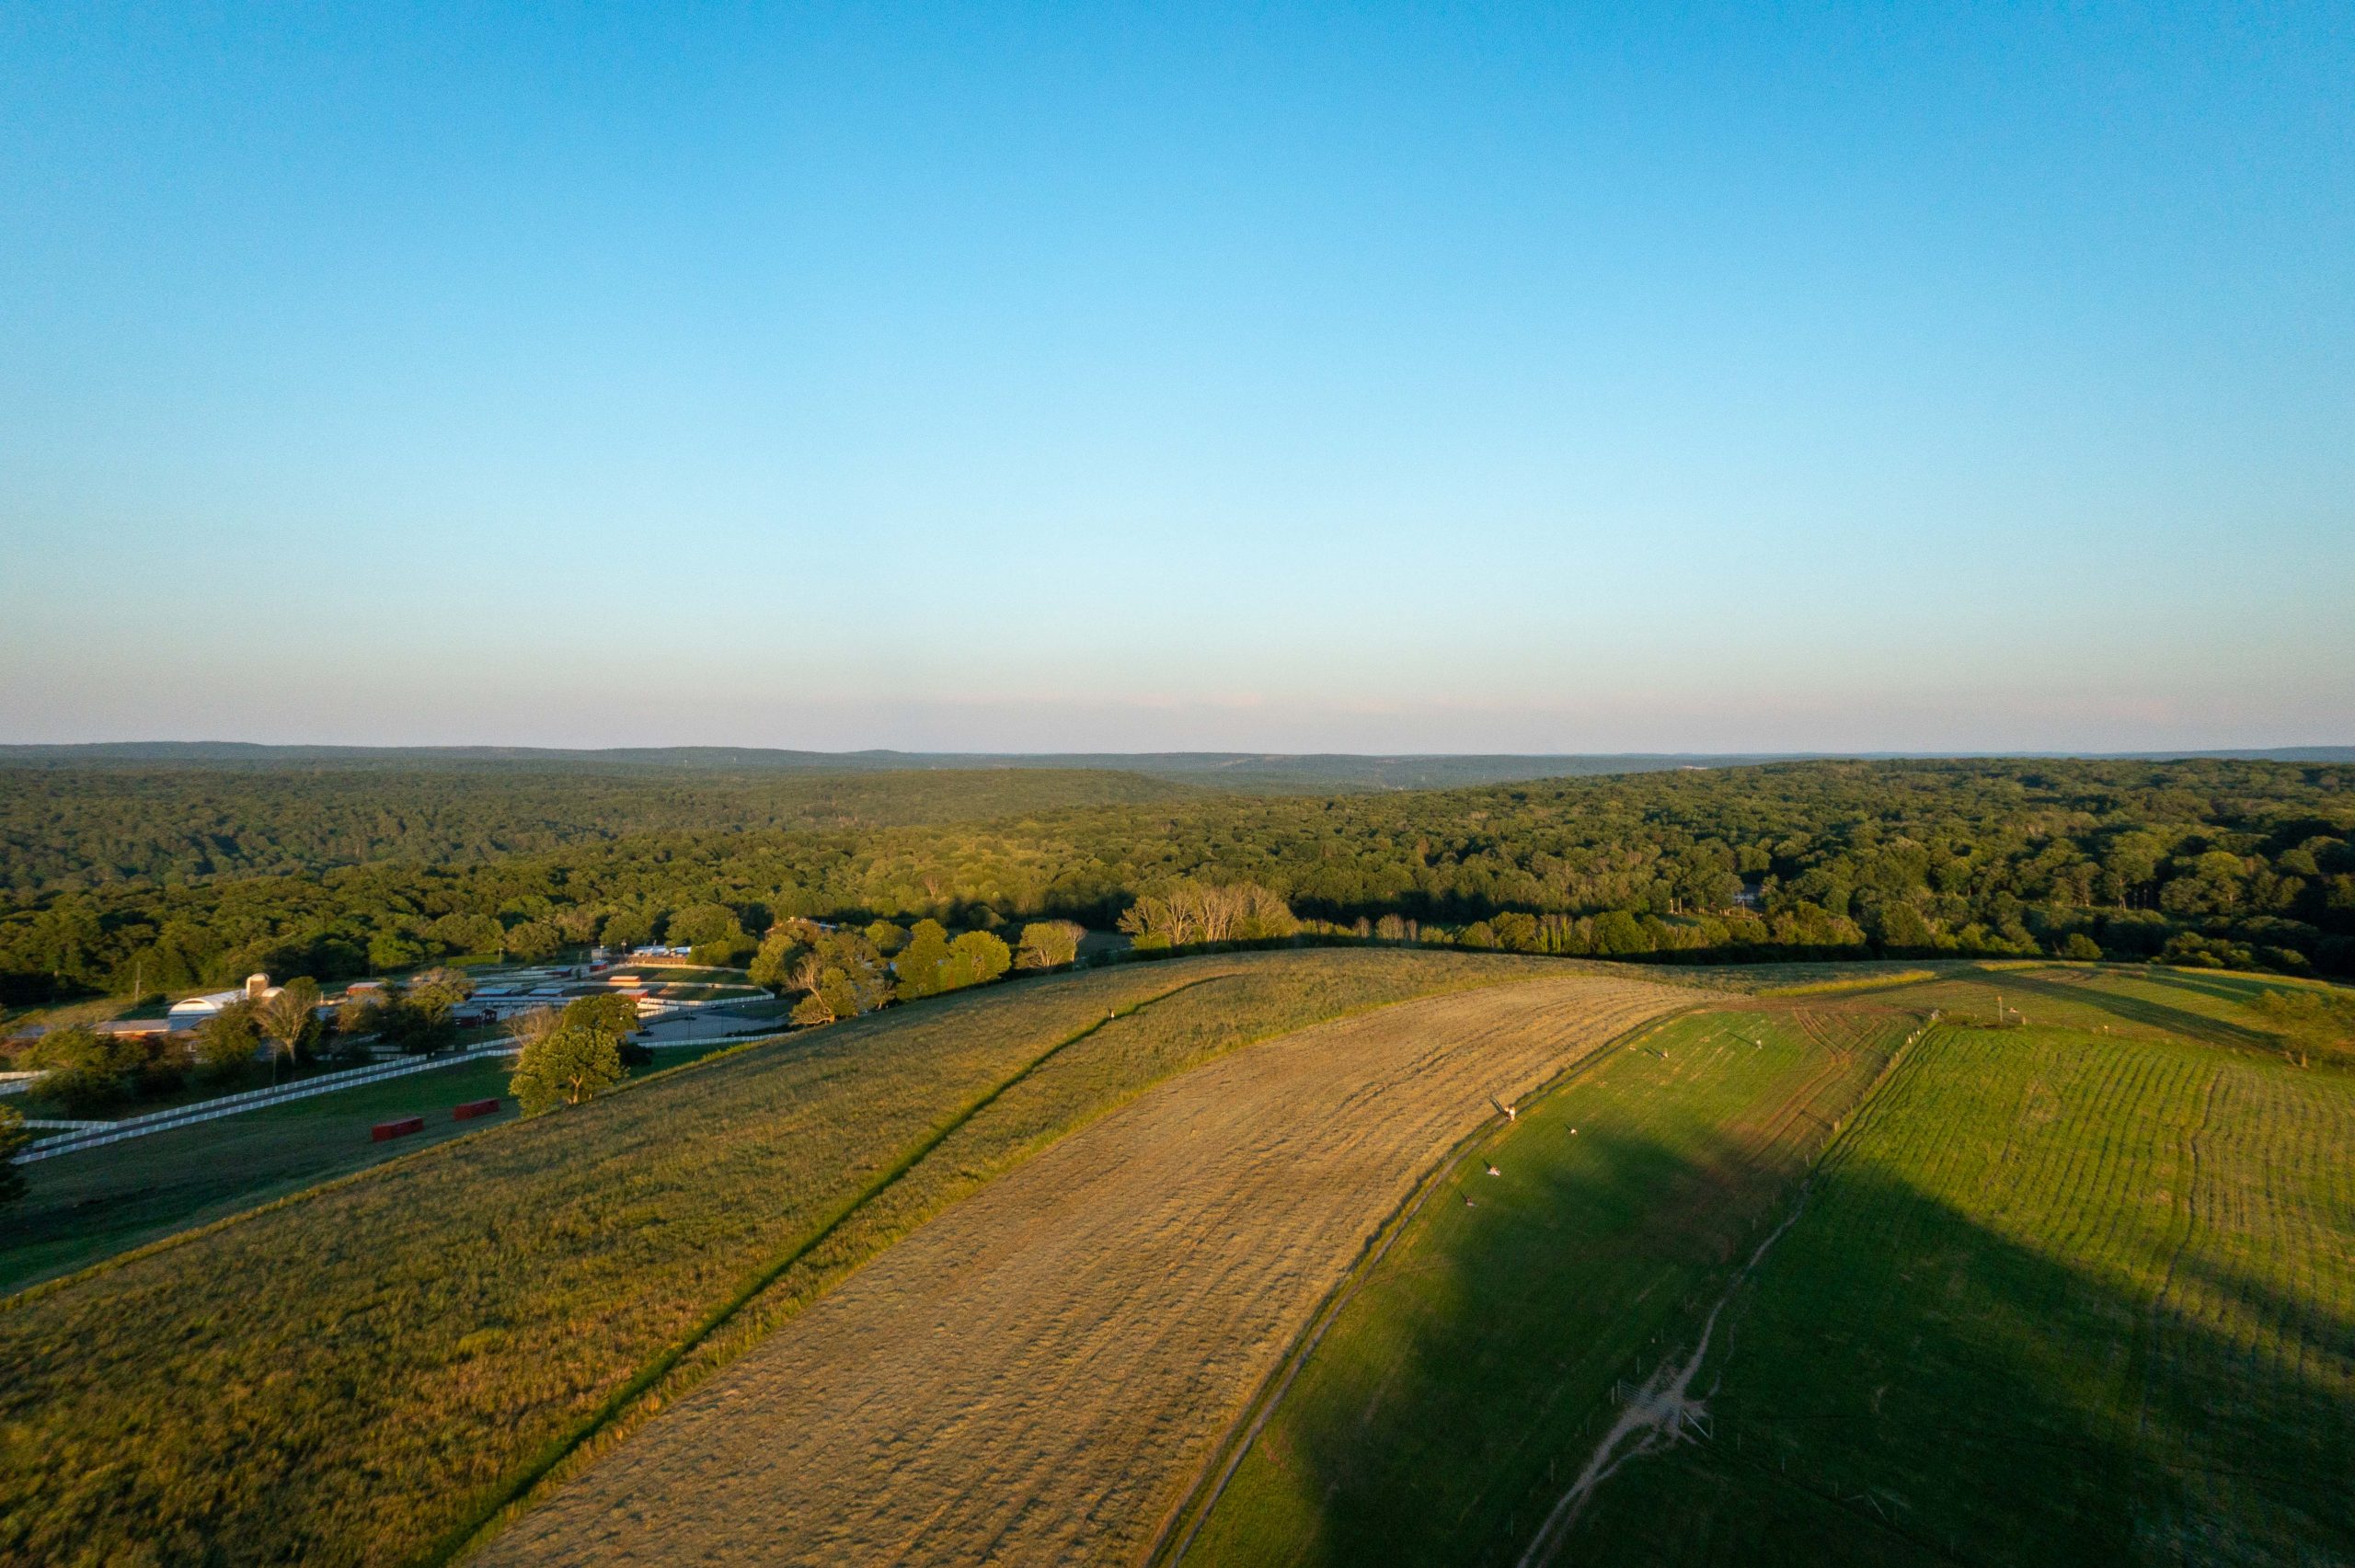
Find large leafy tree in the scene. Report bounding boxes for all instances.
[509,1024,624,1115]
[790,931,892,1024]
[29,1024,139,1115]
[893,921,955,1001]
[501,921,562,963]
[193,1002,265,1078]
[947,931,1012,988]
[747,930,810,992]
[599,910,655,950]
[665,903,742,948]
[1119,879,1297,948]
[1016,921,1084,970]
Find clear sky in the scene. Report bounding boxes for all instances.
[2,3,2349,753]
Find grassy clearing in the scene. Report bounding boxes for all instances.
[1570,997,2355,1566]
[0,948,1567,1568]
[1178,998,1911,1565]
[0,1042,740,1294]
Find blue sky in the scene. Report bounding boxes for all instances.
[3,3,2349,751]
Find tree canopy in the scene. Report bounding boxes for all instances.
[2,759,2349,1008]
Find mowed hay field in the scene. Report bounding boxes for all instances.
[1178,998,1913,1565]
[482,973,1687,1566]
[1573,978,2355,1566]
[1183,967,2355,1568]
[0,948,1591,1568]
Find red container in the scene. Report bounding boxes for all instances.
[371,1116,426,1142]
[453,1098,500,1121]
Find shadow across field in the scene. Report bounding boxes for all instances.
[1174,1001,1879,1568]
[1189,1123,2353,1568]
[2125,967,2333,1011]
[1573,1161,2354,1567]
[1986,970,2280,1054]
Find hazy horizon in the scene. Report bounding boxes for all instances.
[5,738,2349,764]
[5,6,2349,752]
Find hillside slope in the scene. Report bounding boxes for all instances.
[0,949,1583,1568]
[1183,967,2355,1567]
[482,973,1685,1565]
[1571,976,2355,1566]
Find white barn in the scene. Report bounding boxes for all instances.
[167,972,280,1033]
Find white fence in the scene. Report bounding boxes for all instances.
[12,1043,518,1164]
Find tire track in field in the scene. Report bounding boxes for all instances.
[1516,1013,1930,1567]
[479,976,1683,1568]
[2131,1065,2222,1451]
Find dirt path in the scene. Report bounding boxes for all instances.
[1516,1191,1810,1568]
[481,974,1682,1567]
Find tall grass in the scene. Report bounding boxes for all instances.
[0,948,1561,1568]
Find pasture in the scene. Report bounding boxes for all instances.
[0,948,1574,1568]
[1571,1000,2355,1564]
[1179,967,2355,1566]
[0,1041,742,1294]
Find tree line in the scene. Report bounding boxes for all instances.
[1,758,2349,1012]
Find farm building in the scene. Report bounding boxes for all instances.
[93,1019,174,1040]
[167,973,281,1033]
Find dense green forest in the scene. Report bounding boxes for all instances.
[1,758,2349,1006]
[0,765,1193,891]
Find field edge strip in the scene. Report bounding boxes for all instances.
[1144,1002,1702,1568]
[0,1030,790,1312]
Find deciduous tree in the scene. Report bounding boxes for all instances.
[194,1002,265,1078]
[256,978,323,1080]
[1016,920,1083,970]
[501,920,561,963]
[1117,879,1296,949]
[748,931,810,992]
[510,1024,624,1114]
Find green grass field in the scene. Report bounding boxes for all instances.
[0,948,1571,1568]
[1572,1006,2355,1565]
[0,1041,741,1294]
[1179,968,2355,1567]
[7,956,2344,1568]
[1177,997,1913,1564]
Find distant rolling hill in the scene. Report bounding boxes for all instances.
[6,743,2346,793]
